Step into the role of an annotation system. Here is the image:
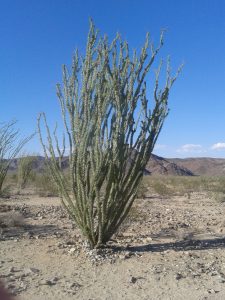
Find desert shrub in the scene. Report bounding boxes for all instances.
[210,177,225,194]
[0,120,33,196]
[142,176,210,197]
[17,154,37,190]
[146,176,225,198]
[206,176,225,202]
[34,167,59,197]
[182,177,202,192]
[175,176,220,195]
[151,180,173,196]
[37,20,181,248]
[136,179,149,198]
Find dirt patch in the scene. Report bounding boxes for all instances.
[1,190,225,299]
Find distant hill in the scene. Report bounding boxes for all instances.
[8,154,194,176]
[8,156,46,172]
[8,155,225,176]
[146,154,194,176]
[168,157,225,176]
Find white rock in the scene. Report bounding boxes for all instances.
[68,248,76,254]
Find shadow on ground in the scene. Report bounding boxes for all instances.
[0,224,64,240]
[113,236,225,253]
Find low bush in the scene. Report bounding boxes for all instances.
[17,155,37,190]
[34,168,59,197]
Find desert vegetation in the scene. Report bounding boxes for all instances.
[37,20,181,248]
[4,170,225,202]
[139,175,225,201]
[17,154,37,190]
[0,121,33,197]
[34,166,60,197]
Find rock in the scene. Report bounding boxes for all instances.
[66,282,82,289]
[23,232,32,239]
[218,275,225,283]
[175,273,183,280]
[191,272,200,278]
[119,254,126,260]
[119,251,133,260]
[0,273,12,278]
[57,242,68,249]
[9,267,20,273]
[66,240,76,245]
[19,281,27,290]
[207,289,219,294]
[210,271,218,276]
[125,251,132,258]
[23,267,40,276]
[44,277,59,286]
[144,237,153,243]
[68,248,76,254]
[129,276,137,284]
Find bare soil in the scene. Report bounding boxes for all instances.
[1,189,225,300]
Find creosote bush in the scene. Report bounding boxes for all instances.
[38,20,181,248]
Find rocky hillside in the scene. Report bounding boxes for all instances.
[169,157,225,176]
[8,154,194,176]
[145,154,194,176]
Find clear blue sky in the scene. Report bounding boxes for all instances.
[1,0,225,158]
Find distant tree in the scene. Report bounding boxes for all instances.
[38,20,182,248]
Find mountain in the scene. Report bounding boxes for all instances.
[8,155,225,177]
[145,154,194,176]
[168,157,225,176]
[8,154,194,176]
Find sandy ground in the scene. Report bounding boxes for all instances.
[1,189,225,300]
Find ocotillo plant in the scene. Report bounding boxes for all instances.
[38,20,182,248]
[0,121,33,196]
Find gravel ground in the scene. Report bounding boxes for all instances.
[1,189,225,299]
